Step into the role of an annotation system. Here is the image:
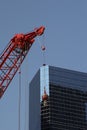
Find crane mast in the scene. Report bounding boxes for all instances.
[0,26,45,98]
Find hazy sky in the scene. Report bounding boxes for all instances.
[0,1,87,130]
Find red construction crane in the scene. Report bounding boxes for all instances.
[0,26,45,98]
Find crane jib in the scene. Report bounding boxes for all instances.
[0,26,45,98]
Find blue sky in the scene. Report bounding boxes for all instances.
[0,0,87,130]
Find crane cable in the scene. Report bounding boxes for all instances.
[18,67,21,130]
[37,34,46,66]
[24,83,27,130]
[37,35,47,104]
[18,42,30,130]
[18,58,27,130]
[24,42,28,130]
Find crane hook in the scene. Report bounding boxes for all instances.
[41,45,46,51]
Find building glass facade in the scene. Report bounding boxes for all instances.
[40,65,49,100]
[29,65,87,130]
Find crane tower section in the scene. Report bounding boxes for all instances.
[0,26,45,98]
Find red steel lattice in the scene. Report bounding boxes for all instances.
[0,26,45,98]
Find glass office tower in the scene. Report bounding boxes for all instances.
[29,65,87,130]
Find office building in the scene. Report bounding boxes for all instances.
[29,65,87,130]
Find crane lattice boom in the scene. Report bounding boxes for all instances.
[0,26,45,98]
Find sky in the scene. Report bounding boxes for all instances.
[0,0,87,130]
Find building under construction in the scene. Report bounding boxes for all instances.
[29,65,87,130]
[1,25,87,130]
